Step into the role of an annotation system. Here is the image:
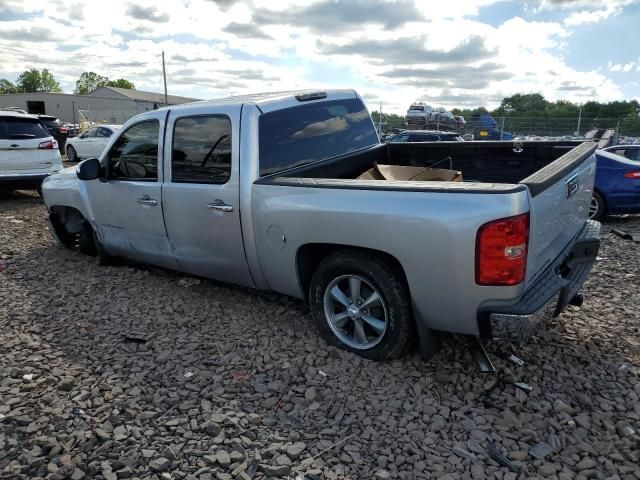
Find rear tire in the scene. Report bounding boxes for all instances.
[589,191,606,222]
[309,251,414,360]
[66,145,78,163]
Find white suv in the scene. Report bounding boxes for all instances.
[0,112,64,192]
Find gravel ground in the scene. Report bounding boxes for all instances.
[1,189,639,480]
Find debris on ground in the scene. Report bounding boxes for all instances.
[612,227,640,242]
[1,190,639,479]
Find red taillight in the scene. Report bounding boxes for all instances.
[59,127,68,134]
[38,140,54,149]
[623,170,640,179]
[476,213,529,286]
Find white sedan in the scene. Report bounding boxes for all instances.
[65,125,121,162]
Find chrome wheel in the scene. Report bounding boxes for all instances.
[589,196,599,219]
[322,274,388,350]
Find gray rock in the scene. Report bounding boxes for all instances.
[58,377,75,391]
[261,464,290,476]
[576,457,597,470]
[70,469,85,480]
[431,415,446,432]
[216,450,230,467]
[149,457,172,472]
[113,425,127,441]
[305,387,317,402]
[553,399,573,414]
[471,464,485,480]
[286,442,306,460]
[529,442,553,460]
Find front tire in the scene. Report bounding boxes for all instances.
[589,191,606,221]
[309,251,414,360]
[66,145,78,163]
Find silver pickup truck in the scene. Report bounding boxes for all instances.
[42,89,601,361]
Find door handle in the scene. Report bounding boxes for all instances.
[207,199,233,213]
[137,195,158,207]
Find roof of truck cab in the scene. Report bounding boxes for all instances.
[177,89,359,114]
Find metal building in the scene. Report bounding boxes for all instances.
[0,87,199,125]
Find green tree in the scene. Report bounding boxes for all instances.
[16,68,62,93]
[106,78,135,89]
[0,79,17,94]
[371,111,406,129]
[548,100,579,117]
[74,71,108,95]
[495,93,548,117]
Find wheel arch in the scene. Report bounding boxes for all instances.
[296,243,409,302]
[49,205,90,249]
[66,143,77,157]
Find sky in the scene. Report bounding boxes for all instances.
[0,0,639,113]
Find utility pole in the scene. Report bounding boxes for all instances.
[162,51,168,107]
[71,101,76,134]
[378,103,383,136]
[576,103,583,137]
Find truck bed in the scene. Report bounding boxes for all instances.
[257,140,597,297]
[265,140,587,188]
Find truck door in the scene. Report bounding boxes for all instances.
[161,107,254,287]
[86,110,177,269]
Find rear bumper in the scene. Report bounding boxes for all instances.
[0,172,51,189]
[481,220,601,341]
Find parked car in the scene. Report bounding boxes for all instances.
[386,130,464,142]
[588,148,640,220]
[38,115,68,153]
[42,89,600,362]
[601,144,640,161]
[406,102,434,127]
[0,111,64,192]
[65,125,121,162]
[0,107,28,114]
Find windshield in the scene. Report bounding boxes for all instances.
[409,106,424,111]
[259,98,378,176]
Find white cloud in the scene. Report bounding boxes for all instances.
[609,62,636,72]
[0,0,635,114]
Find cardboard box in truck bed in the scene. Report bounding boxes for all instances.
[358,164,463,182]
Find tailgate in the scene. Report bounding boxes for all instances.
[0,137,56,171]
[521,142,597,286]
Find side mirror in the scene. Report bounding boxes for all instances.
[76,158,102,181]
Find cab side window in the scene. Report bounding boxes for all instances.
[108,121,159,181]
[172,115,231,184]
[97,127,113,138]
[83,127,98,138]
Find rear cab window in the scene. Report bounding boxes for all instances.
[171,115,232,184]
[0,117,50,140]
[258,98,378,176]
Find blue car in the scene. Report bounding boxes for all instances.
[590,145,640,221]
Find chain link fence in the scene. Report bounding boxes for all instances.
[473,116,640,139]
